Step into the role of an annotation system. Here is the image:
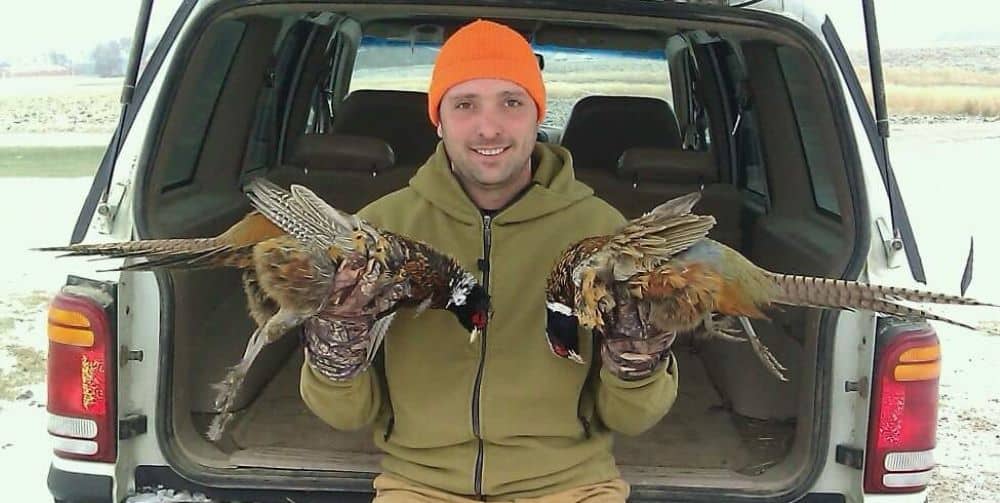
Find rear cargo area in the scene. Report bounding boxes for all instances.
[136,2,862,495]
[217,348,798,477]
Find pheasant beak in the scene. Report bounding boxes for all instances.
[468,310,488,343]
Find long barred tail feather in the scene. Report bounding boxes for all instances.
[37,238,219,258]
[869,298,981,332]
[768,273,994,331]
[769,273,997,308]
[34,239,253,270]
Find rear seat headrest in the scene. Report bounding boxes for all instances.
[561,95,682,173]
[331,90,438,167]
[617,147,718,184]
[289,134,395,174]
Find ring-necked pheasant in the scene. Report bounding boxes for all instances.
[545,192,997,381]
[37,177,489,438]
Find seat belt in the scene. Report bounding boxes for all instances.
[681,34,707,151]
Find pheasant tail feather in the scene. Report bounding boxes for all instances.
[768,273,996,331]
[34,239,253,270]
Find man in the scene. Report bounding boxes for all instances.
[300,19,679,502]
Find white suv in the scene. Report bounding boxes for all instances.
[45,1,942,501]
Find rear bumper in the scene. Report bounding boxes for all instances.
[48,463,114,503]
[134,465,374,502]
[48,462,922,503]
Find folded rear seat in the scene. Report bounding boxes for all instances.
[267,133,407,213]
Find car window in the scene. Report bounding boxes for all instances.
[348,37,435,94]
[347,37,671,129]
[535,46,671,128]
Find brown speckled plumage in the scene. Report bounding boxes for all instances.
[547,192,999,381]
[39,177,488,440]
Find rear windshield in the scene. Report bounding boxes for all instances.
[349,36,671,128]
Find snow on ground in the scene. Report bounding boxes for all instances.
[0,121,998,501]
[888,121,1000,501]
[0,176,95,502]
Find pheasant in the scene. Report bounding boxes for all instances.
[545,192,997,381]
[38,177,489,438]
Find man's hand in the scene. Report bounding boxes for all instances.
[600,295,675,381]
[304,253,407,381]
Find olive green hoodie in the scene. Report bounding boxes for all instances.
[300,142,678,500]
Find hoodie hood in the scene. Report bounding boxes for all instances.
[408,142,596,225]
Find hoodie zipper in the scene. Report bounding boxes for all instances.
[471,214,492,498]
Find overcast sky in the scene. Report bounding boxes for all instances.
[0,1,181,63]
[2,0,998,64]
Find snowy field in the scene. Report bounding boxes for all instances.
[882,121,1000,501]
[0,121,998,501]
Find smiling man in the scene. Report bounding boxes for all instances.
[436,77,538,210]
[300,19,680,502]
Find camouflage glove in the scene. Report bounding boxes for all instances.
[303,253,407,381]
[303,317,378,381]
[600,293,676,381]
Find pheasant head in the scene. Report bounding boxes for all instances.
[443,271,490,342]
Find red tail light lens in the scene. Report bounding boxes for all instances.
[865,324,939,493]
[46,291,116,463]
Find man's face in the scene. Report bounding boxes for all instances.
[437,78,539,198]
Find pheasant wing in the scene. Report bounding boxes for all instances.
[605,192,718,281]
[242,177,356,251]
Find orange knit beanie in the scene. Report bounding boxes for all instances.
[428,19,546,126]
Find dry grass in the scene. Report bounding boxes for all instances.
[885,84,1000,117]
[348,77,428,93]
[853,65,1000,117]
[0,308,46,401]
[0,343,46,400]
[855,65,1000,88]
[547,82,670,101]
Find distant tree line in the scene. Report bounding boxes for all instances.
[35,35,161,78]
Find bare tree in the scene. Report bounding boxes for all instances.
[48,52,72,69]
[91,39,129,77]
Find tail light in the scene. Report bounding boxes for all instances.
[864,321,939,493]
[46,280,117,463]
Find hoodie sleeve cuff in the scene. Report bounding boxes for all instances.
[599,352,676,389]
